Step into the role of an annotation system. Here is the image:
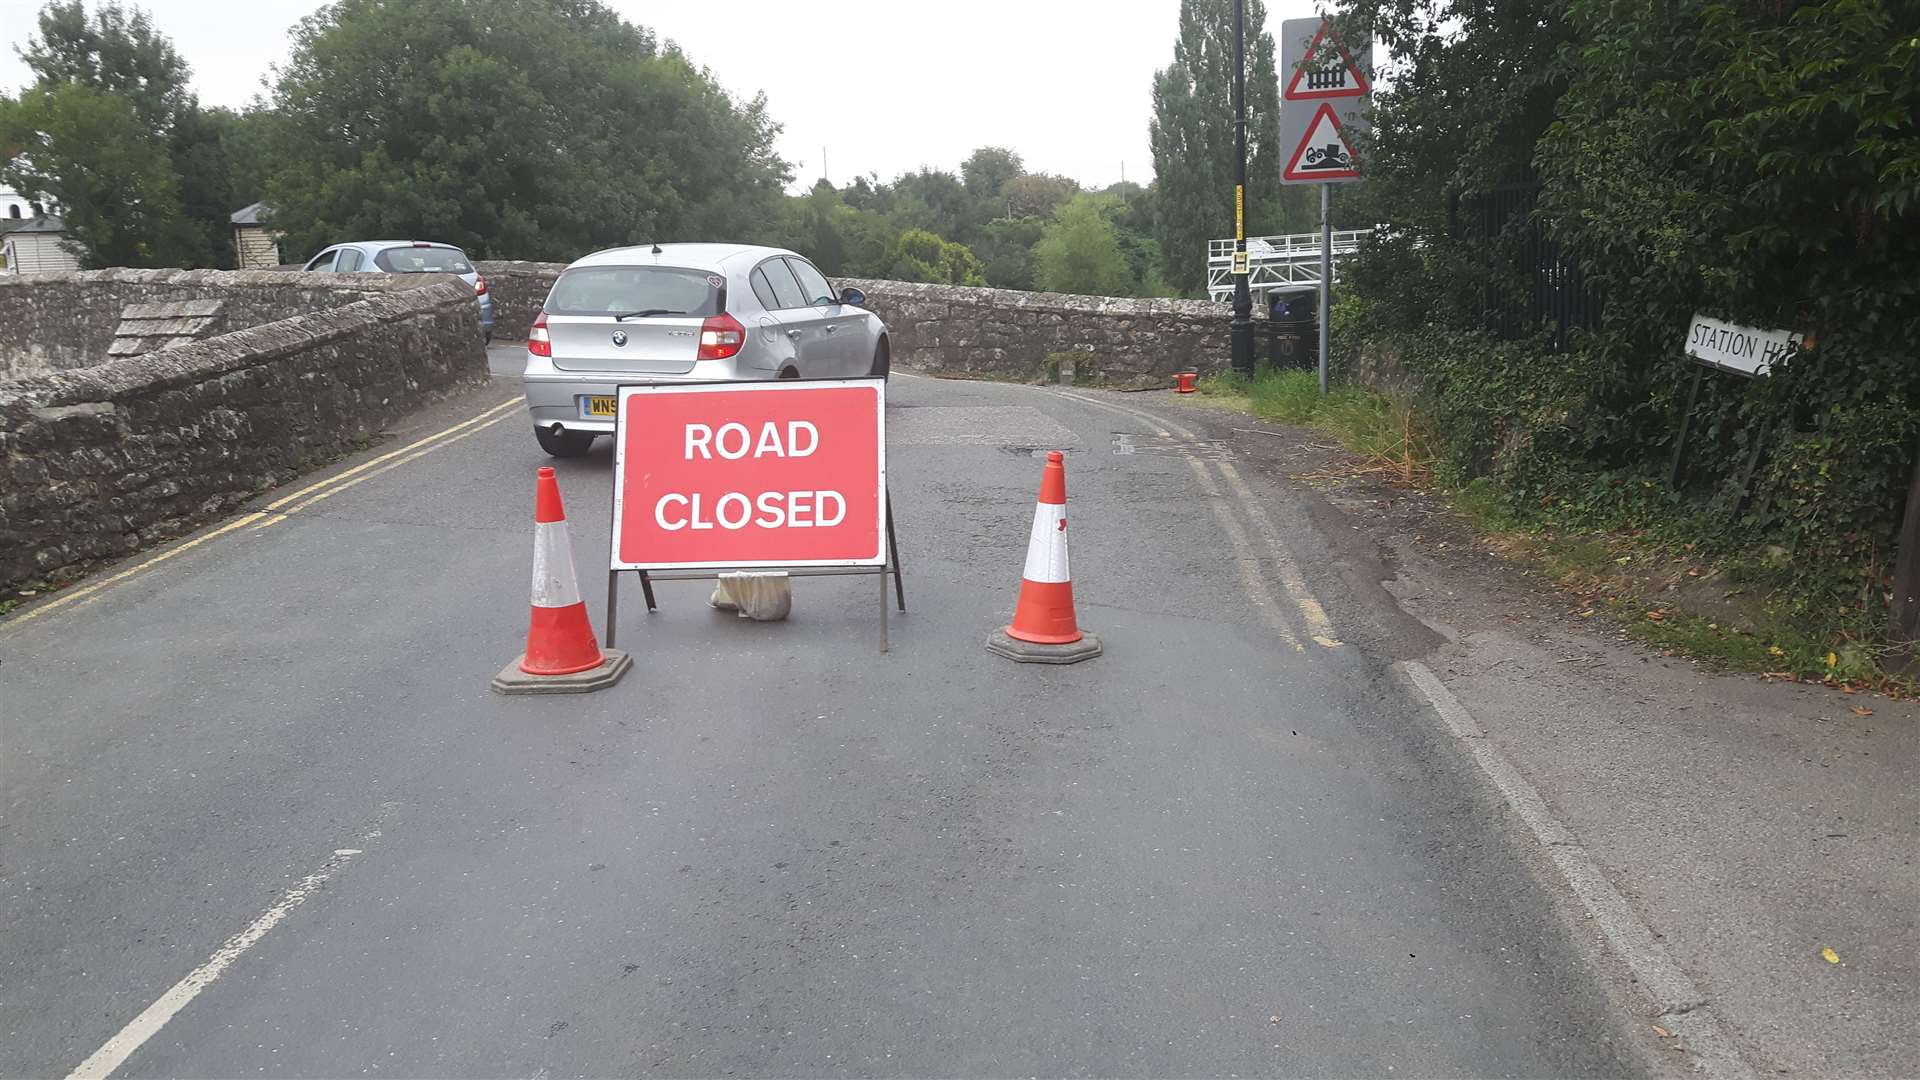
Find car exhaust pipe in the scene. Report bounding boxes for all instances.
[550,423,566,437]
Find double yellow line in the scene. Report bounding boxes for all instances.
[6,396,523,629]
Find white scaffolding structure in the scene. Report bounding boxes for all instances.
[1206,230,1370,306]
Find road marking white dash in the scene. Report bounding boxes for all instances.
[66,847,364,1080]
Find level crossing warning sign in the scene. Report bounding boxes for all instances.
[1282,19,1372,100]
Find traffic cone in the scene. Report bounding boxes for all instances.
[986,451,1103,664]
[491,466,631,694]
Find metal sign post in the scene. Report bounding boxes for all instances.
[1667,315,1808,514]
[1279,15,1370,395]
[1319,185,1332,396]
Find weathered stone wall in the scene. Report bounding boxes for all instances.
[836,278,1238,384]
[474,260,561,343]
[473,261,1239,382]
[0,281,488,594]
[0,269,468,382]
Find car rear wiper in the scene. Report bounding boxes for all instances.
[612,308,686,321]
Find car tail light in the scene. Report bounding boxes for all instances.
[474,274,488,296]
[528,311,551,357]
[697,312,746,361]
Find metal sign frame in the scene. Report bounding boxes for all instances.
[604,377,905,652]
[1279,16,1371,188]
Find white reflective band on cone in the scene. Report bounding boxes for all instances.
[530,519,583,608]
[1022,502,1070,583]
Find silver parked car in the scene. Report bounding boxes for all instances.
[521,243,889,457]
[302,240,495,341]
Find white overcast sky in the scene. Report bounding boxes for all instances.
[0,0,1326,190]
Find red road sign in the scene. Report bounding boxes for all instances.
[611,379,886,570]
[1282,19,1372,100]
[1282,103,1362,182]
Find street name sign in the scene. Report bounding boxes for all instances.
[1280,16,1371,186]
[611,379,886,570]
[1683,314,1805,378]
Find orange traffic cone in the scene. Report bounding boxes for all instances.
[491,466,632,694]
[986,451,1103,664]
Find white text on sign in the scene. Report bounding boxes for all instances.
[684,421,819,460]
[612,380,885,570]
[660,419,843,532]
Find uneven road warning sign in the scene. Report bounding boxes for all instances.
[607,378,905,652]
[1283,103,1361,182]
[1282,19,1371,100]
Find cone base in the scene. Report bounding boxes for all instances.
[491,649,632,695]
[1004,624,1084,645]
[985,627,1103,665]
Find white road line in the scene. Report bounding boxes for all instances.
[66,846,365,1080]
[1397,660,1755,1080]
[1045,382,1747,1074]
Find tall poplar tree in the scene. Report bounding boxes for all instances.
[1149,0,1309,296]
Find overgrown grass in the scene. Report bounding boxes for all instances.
[1199,371,1910,689]
[1204,369,1433,485]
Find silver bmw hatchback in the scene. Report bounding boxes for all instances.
[521,242,889,457]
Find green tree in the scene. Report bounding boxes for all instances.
[961,146,1024,226]
[1330,0,1920,655]
[1032,195,1135,296]
[1100,181,1175,295]
[888,228,984,285]
[1003,172,1080,219]
[772,179,895,278]
[0,82,197,267]
[961,147,1024,201]
[263,0,788,261]
[974,216,1047,290]
[886,168,974,243]
[11,0,239,265]
[18,0,189,131]
[1149,0,1289,294]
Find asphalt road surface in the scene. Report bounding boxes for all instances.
[2,349,1638,1077]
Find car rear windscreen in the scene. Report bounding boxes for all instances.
[375,246,474,274]
[544,267,725,317]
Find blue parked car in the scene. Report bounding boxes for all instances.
[301,241,495,342]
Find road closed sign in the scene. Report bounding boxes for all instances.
[611,379,886,570]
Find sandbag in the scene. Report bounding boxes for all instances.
[708,571,792,621]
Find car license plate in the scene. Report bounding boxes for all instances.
[582,395,617,418]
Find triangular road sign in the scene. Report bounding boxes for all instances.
[1284,19,1371,100]
[1282,103,1361,181]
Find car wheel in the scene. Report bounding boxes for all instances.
[535,426,595,458]
[778,366,800,380]
[869,340,890,379]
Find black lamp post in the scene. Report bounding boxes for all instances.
[1229,0,1255,376]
